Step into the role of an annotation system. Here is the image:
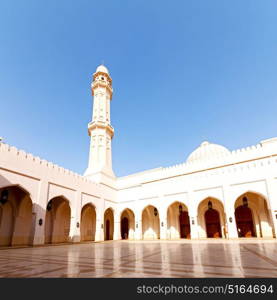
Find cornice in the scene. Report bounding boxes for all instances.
[88,121,114,137]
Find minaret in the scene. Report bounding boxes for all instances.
[84,64,115,182]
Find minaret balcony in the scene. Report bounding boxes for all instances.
[91,81,113,96]
[88,121,114,137]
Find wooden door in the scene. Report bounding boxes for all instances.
[205,209,222,238]
[235,206,255,237]
[179,211,191,239]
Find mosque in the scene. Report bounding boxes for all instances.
[0,65,277,247]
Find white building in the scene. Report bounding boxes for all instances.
[0,65,277,246]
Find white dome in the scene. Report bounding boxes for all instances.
[96,64,109,74]
[186,141,230,163]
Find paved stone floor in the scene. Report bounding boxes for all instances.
[0,240,277,278]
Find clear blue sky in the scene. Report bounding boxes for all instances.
[0,1,277,177]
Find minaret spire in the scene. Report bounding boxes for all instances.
[84,64,115,182]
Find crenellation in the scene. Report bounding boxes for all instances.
[27,153,34,161]
[41,159,47,166]
[18,150,27,158]
[0,141,88,180]
[10,146,18,154]
[34,156,41,163]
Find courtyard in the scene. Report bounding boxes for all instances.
[0,240,276,278]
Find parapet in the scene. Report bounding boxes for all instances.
[0,142,99,187]
[116,137,277,188]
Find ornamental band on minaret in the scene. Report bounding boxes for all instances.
[84,65,115,181]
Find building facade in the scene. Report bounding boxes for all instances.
[0,65,277,247]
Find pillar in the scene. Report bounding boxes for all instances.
[226,208,238,238]
[159,206,167,240]
[223,185,238,238]
[189,214,199,239]
[188,192,199,239]
[69,190,81,243]
[113,211,120,240]
[31,180,48,245]
[266,179,277,238]
[95,208,104,241]
[135,211,142,240]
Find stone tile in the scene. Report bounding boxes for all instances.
[0,240,276,278]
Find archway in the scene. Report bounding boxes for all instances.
[104,208,114,240]
[120,208,135,240]
[234,192,273,238]
[0,186,33,246]
[167,202,190,239]
[80,204,96,241]
[142,205,160,240]
[45,196,71,244]
[197,197,226,238]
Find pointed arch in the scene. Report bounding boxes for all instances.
[0,185,33,246]
[104,207,114,240]
[120,208,135,240]
[142,205,160,240]
[234,191,274,238]
[80,203,96,241]
[167,201,190,239]
[45,196,71,244]
[197,197,226,238]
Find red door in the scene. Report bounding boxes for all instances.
[235,206,255,237]
[205,209,222,238]
[121,217,129,239]
[179,211,191,239]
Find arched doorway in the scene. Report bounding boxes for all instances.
[234,192,274,238]
[205,207,222,238]
[45,196,71,244]
[142,205,160,240]
[0,186,33,246]
[80,204,96,241]
[120,208,135,240]
[197,197,226,238]
[104,208,114,240]
[167,202,190,239]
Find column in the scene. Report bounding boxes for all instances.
[135,211,142,240]
[189,214,199,239]
[226,208,238,238]
[113,211,121,240]
[69,190,81,243]
[223,185,238,238]
[266,179,277,238]
[159,206,167,240]
[95,208,104,241]
[31,180,49,245]
[188,192,198,239]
